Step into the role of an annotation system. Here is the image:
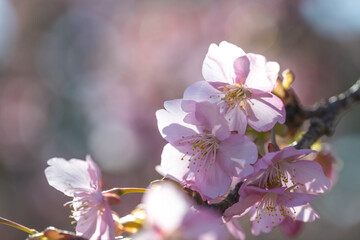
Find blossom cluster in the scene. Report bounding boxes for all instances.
[39,41,333,240]
[155,41,331,238]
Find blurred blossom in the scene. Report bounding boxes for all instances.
[0,0,17,64]
[135,182,227,240]
[88,120,140,173]
[38,7,106,99]
[0,1,359,239]
[0,79,47,167]
[301,0,360,41]
[45,156,116,239]
[319,134,360,227]
[314,144,342,188]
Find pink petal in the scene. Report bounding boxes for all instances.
[160,144,194,182]
[132,230,163,240]
[223,106,248,134]
[314,147,339,187]
[294,204,319,222]
[218,134,257,179]
[76,202,115,240]
[292,160,331,193]
[218,41,246,60]
[194,161,232,199]
[45,158,96,196]
[162,123,198,146]
[245,53,279,92]
[156,99,198,143]
[253,146,315,172]
[277,192,314,207]
[225,218,246,240]
[223,193,262,220]
[266,61,280,85]
[182,208,227,240]
[90,203,115,240]
[183,81,221,103]
[86,155,102,191]
[183,101,230,141]
[75,207,99,237]
[202,41,246,84]
[156,99,196,141]
[233,56,250,84]
[246,185,286,195]
[246,92,285,132]
[280,218,304,238]
[144,183,190,235]
[273,146,315,163]
[250,206,283,235]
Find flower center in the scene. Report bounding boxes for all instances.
[254,192,296,229]
[66,192,103,223]
[221,83,251,108]
[260,162,303,190]
[210,83,252,116]
[177,133,219,173]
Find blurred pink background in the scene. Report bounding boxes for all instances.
[0,0,360,239]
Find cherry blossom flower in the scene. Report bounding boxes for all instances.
[183,41,285,134]
[225,218,246,240]
[224,185,318,235]
[279,204,319,238]
[134,182,227,240]
[156,99,258,199]
[314,144,340,188]
[44,156,115,240]
[248,146,331,193]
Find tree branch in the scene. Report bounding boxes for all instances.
[206,181,243,214]
[206,80,360,213]
[294,80,360,149]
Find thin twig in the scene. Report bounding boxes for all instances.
[207,80,360,213]
[295,80,360,149]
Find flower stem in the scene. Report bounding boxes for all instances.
[0,217,38,235]
[270,128,280,151]
[104,187,147,197]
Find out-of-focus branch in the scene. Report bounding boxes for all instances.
[294,80,360,149]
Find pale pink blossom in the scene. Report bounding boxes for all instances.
[224,186,318,236]
[279,203,319,238]
[225,218,246,240]
[134,182,227,240]
[279,218,304,238]
[248,146,331,193]
[184,41,285,134]
[314,144,340,188]
[156,100,258,199]
[45,156,115,240]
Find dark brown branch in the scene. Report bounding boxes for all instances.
[295,80,360,149]
[206,181,243,214]
[206,80,360,213]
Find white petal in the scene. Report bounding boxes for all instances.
[224,106,248,134]
[202,41,245,84]
[218,134,257,178]
[156,99,197,141]
[247,93,285,132]
[294,204,319,222]
[183,81,221,102]
[160,144,193,181]
[45,158,96,196]
[144,183,190,235]
[245,53,279,92]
